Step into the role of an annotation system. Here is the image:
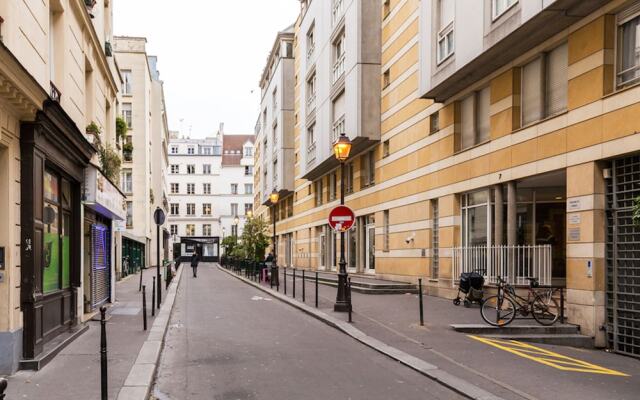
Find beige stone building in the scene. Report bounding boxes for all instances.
[256,0,640,355]
[0,0,123,372]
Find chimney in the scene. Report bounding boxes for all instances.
[218,122,224,136]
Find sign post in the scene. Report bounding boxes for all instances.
[153,208,165,307]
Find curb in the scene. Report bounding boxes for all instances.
[219,265,503,400]
[116,266,184,400]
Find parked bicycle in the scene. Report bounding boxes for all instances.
[480,276,559,327]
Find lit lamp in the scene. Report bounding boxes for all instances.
[246,210,253,218]
[270,188,280,289]
[233,215,240,245]
[333,132,352,312]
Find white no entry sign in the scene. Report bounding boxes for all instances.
[328,206,355,232]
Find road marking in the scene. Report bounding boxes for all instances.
[468,335,629,377]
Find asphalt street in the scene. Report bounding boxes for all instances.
[153,263,465,400]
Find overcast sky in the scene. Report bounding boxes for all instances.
[113,0,299,138]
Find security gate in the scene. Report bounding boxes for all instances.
[91,224,111,307]
[606,155,640,358]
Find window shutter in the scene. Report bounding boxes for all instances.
[546,43,568,116]
[460,95,475,150]
[522,57,543,126]
[476,87,491,143]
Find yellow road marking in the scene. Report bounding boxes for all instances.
[469,335,629,377]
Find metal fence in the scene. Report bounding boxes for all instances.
[452,245,552,287]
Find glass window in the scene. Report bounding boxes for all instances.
[437,0,455,63]
[122,70,132,95]
[203,224,212,236]
[187,204,195,215]
[231,203,238,216]
[170,203,179,215]
[186,224,195,236]
[171,183,179,194]
[170,164,179,174]
[122,103,132,128]
[203,164,211,175]
[121,169,133,193]
[618,12,640,88]
[187,165,195,174]
[43,198,60,293]
[231,184,238,195]
[187,183,195,194]
[245,203,253,215]
[546,43,568,116]
[126,201,133,228]
[170,224,178,235]
[245,184,253,194]
[187,147,195,155]
[492,0,518,20]
[202,204,212,216]
[203,183,211,195]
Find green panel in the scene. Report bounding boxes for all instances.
[62,236,70,288]
[43,232,60,293]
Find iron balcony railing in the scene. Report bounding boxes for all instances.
[307,141,316,164]
[332,115,345,144]
[452,244,553,287]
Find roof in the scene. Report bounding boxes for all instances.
[222,134,254,166]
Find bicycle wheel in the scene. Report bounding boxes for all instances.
[480,295,516,327]
[532,295,559,326]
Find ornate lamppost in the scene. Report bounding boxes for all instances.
[269,189,280,287]
[332,132,352,312]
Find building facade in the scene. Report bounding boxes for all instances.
[0,0,123,373]
[113,37,169,275]
[256,0,640,355]
[168,129,254,261]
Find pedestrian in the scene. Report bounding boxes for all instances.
[190,253,199,278]
[264,252,274,282]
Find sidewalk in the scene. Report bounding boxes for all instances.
[239,266,640,400]
[5,269,169,400]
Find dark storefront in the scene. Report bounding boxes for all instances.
[20,100,94,359]
[122,237,145,276]
[178,237,220,263]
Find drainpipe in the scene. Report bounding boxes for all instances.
[507,181,517,282]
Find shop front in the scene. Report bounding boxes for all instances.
[179,237,219,262]
[122,237,146,276]
[20,100,94,360]
[83,165,126,314]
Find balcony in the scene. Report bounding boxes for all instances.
[333,53,345,83]
[332,0,344,25]
[331,115,345,145]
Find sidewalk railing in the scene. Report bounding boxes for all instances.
[452,244,552,287]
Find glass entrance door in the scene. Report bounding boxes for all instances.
[365,224,375,273]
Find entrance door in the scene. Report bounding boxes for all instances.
[606,155,640,358]
[319,232,326,270]
[365,224,375,273]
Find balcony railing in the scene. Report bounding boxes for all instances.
[331,115,345,144]
[333,53,345,83]
[332,0,344,24]
[452,245,552,287]
[306,93,316,113]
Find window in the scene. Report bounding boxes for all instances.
[231,203,238,216]
[203,224,212,236]
[170,224,178,235]
[245,203,253,215]
[187,203,195,215]
[186,224,195,236]
[307,24,316,59]
[202,203,212,216]
[492,0,518,20]
[307,123,316,161]
[383,140,390,158]
[360,150,376,189]
[383,69,390,89]
[203,164,211,175]
[171,183,179,194]
[122,70,132,95]
[126,201,133,228]
[329,172,337,202]
[332,0,344,24]
[333,30,346,82]
[272,87,278,110]
[618,9,640,88]
[170,164,179,174]
[383,210,390,252]
[459,87,490,150]
[231,224,238,237]
[121,169,132,193]
[171,146,178,154]
[187,147,195,155]
[203,183,211,195]
[187,164,195,174]
[170,203,179,215]
[245,166,253,176]
[332,91,346,144]
[187,183,195,195]
[122,103,132,128]
[431,199,440,278]
[437,0,455,64]
[231,184,238,195]
[203,146,212,155]
[245,184,253,194]
[307,72,317,109]
[315,179,323,206]
[244,146,253,157]
[345,162,354,194]
[521,43,567,126]
[430,111,440,134]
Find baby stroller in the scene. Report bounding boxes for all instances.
[453,271,484,307]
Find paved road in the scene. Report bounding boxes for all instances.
[153,263,464,400]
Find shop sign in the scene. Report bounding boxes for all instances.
[84,166,126,221]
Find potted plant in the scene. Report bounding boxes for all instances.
[115,116,127,147]
[98,144,122,184]
[122,142,133,161]
[86,122,101,146]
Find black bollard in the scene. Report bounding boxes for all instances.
[284,267,287,295]
[142,285,147,331]
[347,277,353,323]
[315,271,319,308]
[138,264,143,292]
[100,306,108,400]
[0,377,7,400]
[302,270,306,302]
[293,268,296,298]
[270,265,274,289]
[276,266,280,292]
[418,278,424,326]
[152,277,156,317]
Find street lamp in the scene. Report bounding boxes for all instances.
[333,132,352,312]
[269,189,280,287]
[246,210,253,218]
[233,215,240,245]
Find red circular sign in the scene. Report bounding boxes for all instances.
[328,206,356,232]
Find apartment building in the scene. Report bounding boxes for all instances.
[113,37,169,274]
[257,0,640,355]
[255,26,295,243]
[0,0,124,372]
[168,129,255,261]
